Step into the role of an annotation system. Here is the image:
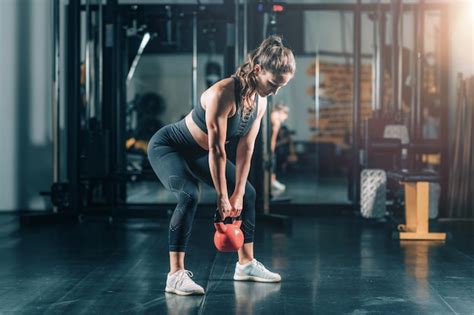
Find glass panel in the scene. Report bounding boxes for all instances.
[401,9,416,132]
[80,9,102,130]
[421,10,442,140]
[124,7,225,204]
[272,10,355,204]
[359,7,416,169]
[378,9,416,134]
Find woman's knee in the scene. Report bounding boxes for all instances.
[180,186,200,209]
[169,176,200,207]
[169,178,199,226]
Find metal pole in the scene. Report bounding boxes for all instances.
[192,11,197,109]
[52,0,60,212]
[410,6,418,138]
[372,12,377,111]
[391,0,400,110]
[243,0,248,61]
[415,2,424,139]
[234,0,239,67]
[352,0,362,207]
[439,4,450,216]
[98,0,103,124]
[67,0,81,211]
[262,12,270,214]
[262,12,268,43]
[376,3,386,111]
[397,1,403,111]
[314,51,320,184]
[85,0,91,126]
[315,52,320,131]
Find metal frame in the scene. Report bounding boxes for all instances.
[391,0,402,111]
[352,0,362,208]
[280,1,450,211]
[28,1,452,222]
[52,0,60,213]
[438,6,450,217]
[66,0,81,213]
[192,11,198,108]
[376,2,386,111]
[96,1,451,214]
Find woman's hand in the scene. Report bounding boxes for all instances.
[217,196,233,220]
[229,193,244,218]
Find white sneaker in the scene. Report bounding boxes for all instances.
[165,270,205,295]
[274,180,286,190]
[233,259,281,283]
[271,181,285,192]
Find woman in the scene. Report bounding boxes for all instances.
[270,103,290,192]
[148,35,295,296]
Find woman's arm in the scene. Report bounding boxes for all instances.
[270,112,281,153]
[204,84,234,217]
[234,99,268,198]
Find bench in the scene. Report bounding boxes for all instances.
[387,170,446,241]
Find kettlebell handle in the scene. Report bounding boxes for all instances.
[214,209,242,223]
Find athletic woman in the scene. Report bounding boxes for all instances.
[148,35,295,295]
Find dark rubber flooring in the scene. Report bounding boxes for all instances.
[0,214,472,314]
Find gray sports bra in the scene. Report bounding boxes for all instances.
[191,76,258,140]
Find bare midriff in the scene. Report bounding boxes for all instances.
[185,112,210,151]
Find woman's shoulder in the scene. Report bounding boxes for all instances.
[211,77,235,95]
[201,77,235,105]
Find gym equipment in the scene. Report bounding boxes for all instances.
[360,169,386,219]
[213,211,244,252]
[448,75,474,218]
[388,170,446,241]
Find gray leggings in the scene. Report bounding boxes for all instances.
[147,119,256,252]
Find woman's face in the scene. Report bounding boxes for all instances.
[254,65,293,98]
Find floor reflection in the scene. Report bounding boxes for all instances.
[164,293,204,315]
[401,241,443,300]
[233,281,281,315]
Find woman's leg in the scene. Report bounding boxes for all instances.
[169,252,186,274]
[147,122,210,295]
[148,148,201,273]
[238,243,254,264]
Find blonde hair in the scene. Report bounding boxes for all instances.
[235,35,296,113]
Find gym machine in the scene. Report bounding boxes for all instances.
[26,0,260,223]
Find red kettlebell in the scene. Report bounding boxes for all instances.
[213,211,244,252]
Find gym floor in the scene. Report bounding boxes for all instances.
[1,214,472,314]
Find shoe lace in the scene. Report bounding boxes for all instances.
[253,259,267,271]
[176,270,194,287]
